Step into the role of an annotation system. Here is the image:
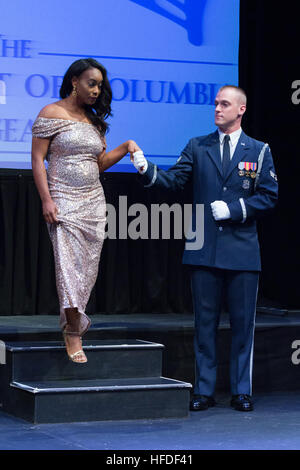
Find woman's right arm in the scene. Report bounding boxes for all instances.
[31,137,59,224]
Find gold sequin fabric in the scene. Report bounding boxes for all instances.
[32,117,106,335]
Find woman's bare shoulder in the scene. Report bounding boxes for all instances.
[37,102,68,119]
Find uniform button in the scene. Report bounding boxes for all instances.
[219,227,223,231]
[223,186,227,191]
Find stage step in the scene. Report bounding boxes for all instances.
[1,339,164,381]
[0,339,192,423]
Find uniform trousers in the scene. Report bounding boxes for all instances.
[190,266,259,396]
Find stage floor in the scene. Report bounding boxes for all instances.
[1,313,300,451]
[1,311,300,337]
[0,391,300,450]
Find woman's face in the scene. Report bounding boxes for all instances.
[72,67,103,105]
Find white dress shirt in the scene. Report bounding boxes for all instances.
[215,127,246,223]
[218,127,242,160]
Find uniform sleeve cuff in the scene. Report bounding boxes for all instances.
[227,199,247,223]
[144,165,157,187]
[138,162,157,187]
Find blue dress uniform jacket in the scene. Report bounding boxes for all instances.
[140,130,278,272]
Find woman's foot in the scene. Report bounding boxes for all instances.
[63,332,87,363]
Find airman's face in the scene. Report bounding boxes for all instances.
[214,88,246,131]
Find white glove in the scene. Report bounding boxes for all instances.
[133,151,148,174]
[211,200,231,221]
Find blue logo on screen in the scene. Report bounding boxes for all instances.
[129,0,207,46]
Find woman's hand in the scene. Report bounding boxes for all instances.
[42,198,59,224]
[127,140,142,161]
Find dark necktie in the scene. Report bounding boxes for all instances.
[222,134,231,176]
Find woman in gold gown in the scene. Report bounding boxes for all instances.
[31,58,140,363]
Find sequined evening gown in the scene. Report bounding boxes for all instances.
[32,117,106,335]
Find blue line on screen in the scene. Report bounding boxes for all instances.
[0,151,31,154]
[0,162,172,172]
[0,152,178,158]
[0,155,178,171]
[105,164,172,172]
[39,52,237,67]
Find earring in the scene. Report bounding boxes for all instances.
[72,86,77,97]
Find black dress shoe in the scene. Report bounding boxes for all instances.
[190,395,216,411]
[231,394,253,412]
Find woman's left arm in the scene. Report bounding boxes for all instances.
[98,139,142,172]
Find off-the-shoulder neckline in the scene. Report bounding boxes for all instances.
[36,117,94,125]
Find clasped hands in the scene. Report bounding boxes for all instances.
[129,146,230,221]
[128,143,148,174]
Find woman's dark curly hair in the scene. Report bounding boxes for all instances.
[60,58,112,135]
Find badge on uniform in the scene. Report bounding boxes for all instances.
[270,170,278,181]
[238,162,257,178]
[242,179,250,190]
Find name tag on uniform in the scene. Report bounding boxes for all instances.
[242,179,250,190]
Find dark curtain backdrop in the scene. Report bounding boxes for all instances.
[0,0,299,316]
[239,0,300,308]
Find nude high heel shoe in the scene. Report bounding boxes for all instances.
[63,331,87,363]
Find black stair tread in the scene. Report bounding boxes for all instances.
[5,339,164,352]
[11,377,192,394]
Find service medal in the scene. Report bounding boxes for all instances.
[239,162,257,178]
